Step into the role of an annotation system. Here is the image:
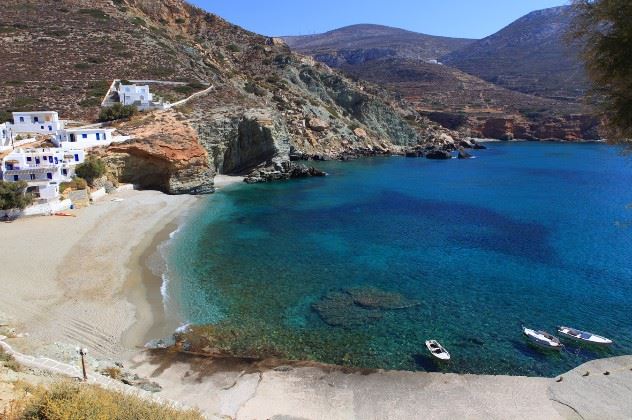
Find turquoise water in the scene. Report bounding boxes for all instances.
[167,142,632,376]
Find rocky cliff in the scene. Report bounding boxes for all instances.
[0,0,460,192]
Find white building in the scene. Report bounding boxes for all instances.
[1,147,85,201]
[11,111,65,135]
[117,84,154,108]
[54,127,116,149]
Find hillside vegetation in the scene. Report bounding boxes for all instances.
[3,381,203,420]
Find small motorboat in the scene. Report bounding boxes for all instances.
[557,326,613,346]
[425,340,451,360]
[522,327,564,351]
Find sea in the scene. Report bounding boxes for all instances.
[164,141,632,377]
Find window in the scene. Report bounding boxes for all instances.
[62,169,68,176]
[47,173,52,180]
[48,126,53,131]
[34,116,39,123]
[13,175,19,181]
[49,156,53,163]
[74,154,79,162]
[19,117,24,123]
[41,126,44,130]
[82,134,88,139]
[30,174,36,180]
[96,133,100,140]
[26,157,32,162]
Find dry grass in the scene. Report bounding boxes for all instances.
[3,381,203,420]
[0,347,20,372]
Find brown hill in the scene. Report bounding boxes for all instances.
[0,0,457,192]
[284,24,474,67]
[443,6,588,100]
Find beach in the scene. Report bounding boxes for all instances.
[0,188,199,360]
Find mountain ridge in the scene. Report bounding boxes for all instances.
[284,24,474,66]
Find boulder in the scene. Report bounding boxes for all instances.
[457,148,473,159]
[307,118,329,132]
[425,149,452,160]
[353,127,368,138]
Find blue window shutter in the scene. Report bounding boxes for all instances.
[13,175,18,181]
[74,154,79,161]
[82,133,87,139]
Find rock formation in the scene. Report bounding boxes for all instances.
[98,111,214,194]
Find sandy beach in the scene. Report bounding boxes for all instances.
[0,188,199,360]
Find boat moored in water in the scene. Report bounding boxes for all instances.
[557,326,613,346]
[522,327,564,351]
[425,340,451,360]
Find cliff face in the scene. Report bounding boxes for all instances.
[472,115,600,141]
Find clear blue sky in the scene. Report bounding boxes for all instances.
[189,0,569,39]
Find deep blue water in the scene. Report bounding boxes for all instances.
[166,142,632,376]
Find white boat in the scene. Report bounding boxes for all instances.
[557,326,613,346]
[522,327,564,351]
[425,340,451,360]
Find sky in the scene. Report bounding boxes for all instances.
[189,0,570,39]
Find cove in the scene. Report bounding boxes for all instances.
[166,142,632,377]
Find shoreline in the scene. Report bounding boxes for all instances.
[120,219,185,351]
[0,188,199,361]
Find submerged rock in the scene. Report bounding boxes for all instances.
[312,287,420,328]
[347,287,420,310]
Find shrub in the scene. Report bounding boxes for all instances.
[78,8,110,20]
[18,382,204,419]
[244,82,266,97]
[175,18,186,24]
[131,16,146,27]
[10,97,39,109]
[0,347,20,371]
[227,43,241,52]
[98,103,137,122]
[0,110,12,123]
[60,177,87,193]
[76,158,106,185]
[0,181,33,212]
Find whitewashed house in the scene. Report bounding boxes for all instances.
[1,147,85,201]
[11,111,65,135]
[118,84,153,107]
[54,127,116,149]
